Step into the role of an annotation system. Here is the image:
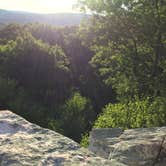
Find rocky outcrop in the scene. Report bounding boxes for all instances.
[1,110,166,166]
[89,127,166,166]
[0,110,122,166]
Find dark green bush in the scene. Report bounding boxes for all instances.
[61,92,95,141]
[49,92,95,142]
[0,76,18,108]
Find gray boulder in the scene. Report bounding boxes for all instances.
[0,110,122,166]
[1,110,165,166]
[89,127,166,166]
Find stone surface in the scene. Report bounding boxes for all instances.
[0,110,123,166]
[1,110,166,166]
[89,127,166,166]
[89,128,123,158]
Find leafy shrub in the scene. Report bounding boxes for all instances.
[80,133,89,147]
[94,97,166,129]
[60,92,95,142]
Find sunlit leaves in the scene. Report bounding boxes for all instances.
[78,0,166,100]
[94,97,166,129]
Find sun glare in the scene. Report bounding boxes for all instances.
[35,0,78,13]
[0,0,78,13]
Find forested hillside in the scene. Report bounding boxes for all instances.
[0,0,166,144]
[0,9,88,26]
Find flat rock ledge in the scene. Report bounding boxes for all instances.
[89,127,166,166]
[0,110,123,166]
[1,110,165,166]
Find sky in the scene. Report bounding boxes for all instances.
[0,0,79,13]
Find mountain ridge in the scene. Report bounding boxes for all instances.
[0,9,89,26]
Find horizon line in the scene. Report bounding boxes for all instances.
[0,8,83,15]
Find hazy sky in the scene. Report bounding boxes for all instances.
[0,0,79,13]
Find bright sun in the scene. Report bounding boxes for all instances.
[0,0,78,13]
[36,0,78,13]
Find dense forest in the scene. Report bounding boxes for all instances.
[0,0,166,145]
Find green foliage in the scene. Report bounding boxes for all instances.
[9,94,48,127]
[0,76,48,127]
[0,23,115,142]
[78,0,166,100]
[80,133,89,147]
[60,92,95,141]
[94,97,166,129]
[0,77,18,108]
[0,24,23,44]
[0,32,71,106]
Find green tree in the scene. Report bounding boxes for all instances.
[0,32,71,107]
[0,23,24,44]
[53,92,95,142]
[78,0,166,100]
[62,92,95,141]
